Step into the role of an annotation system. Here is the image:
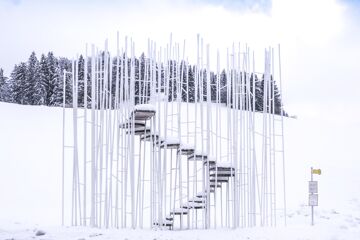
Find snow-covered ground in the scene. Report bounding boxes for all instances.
[0,102,359,239]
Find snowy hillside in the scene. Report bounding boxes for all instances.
[0,102,359,240]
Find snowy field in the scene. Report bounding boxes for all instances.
[0,102,359,240]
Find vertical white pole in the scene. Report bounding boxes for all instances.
[311,167,314,226]
[114,32,120,228]
[251,50,257,227]
[72,57,81,225]
[119,45,125,229]
[205,43,211,228]
[90,45,96,227]
[231,43,237,229]
[194,34,199,229]
[226,48,230,228]
[62,71,66,226]
[123,36,128,228]
[278,44,287,226]
[130,40,136,229]
[83,44,88,227]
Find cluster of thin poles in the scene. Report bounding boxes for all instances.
[62,33,287,230]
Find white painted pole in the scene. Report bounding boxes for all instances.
[114,32,121,228]
[62,70,66,226]
[83,44,88,227]
[90,45,96,227]
[278,44,287,226]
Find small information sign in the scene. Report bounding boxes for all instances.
[309,194,318,206]
[309,181,318,194]
[312,169,321,175]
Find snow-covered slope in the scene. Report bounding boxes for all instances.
[0,102,359,239]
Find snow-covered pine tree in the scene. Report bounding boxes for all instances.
[270,77,284,115]
[26,52,40,105]
[136,53,145,104]
[255,74,264,112]
[253,74,283,115]
[10,63,27,104]
[220,69,227,104]
[180,61,188,102]
[86,57,92,108]
[77,55,85,107]
[34,54,48,105]
[134,55,140,104]
[0,68,8,102]
[187,66,195,102]
[56,57,72,106]
[210,72,216,102]
[47,52,59,106]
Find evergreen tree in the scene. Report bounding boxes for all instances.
[3,52,287,115]
[0,68,8,102]
[47,52,59,105]
[26,52,40,105]
[188,66,195,102]
[56,57,72,106]
[220,70,227,104]
[35,54,48,105]
[11,63,27,104]
[77,55,85,107]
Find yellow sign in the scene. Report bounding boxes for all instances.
[312,169,321,175]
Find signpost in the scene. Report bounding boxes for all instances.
[309,167,321,225]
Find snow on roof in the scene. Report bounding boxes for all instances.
[134,104,156,112]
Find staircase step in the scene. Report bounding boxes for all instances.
[153,219,173,227]
[209,177,229,183]
[125,127,151,135]
[203,158,216,166]
[196,190,213,197]
[188,152,208,161]
[178,149,194,155]
[211,161,235,171]
[131,104,156,121]
[119,120,146,129]
[181,202,206,209]
[140,133,161,142]
[165,215,173,221]
[170,208,189,215]
[189,196,207,203]
[210,173,235,178]
[160,136,181,149]
[209,166,235,172]
[178,143,195,155]
[209,183,222,188]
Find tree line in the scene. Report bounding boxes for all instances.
[0,52,286,115]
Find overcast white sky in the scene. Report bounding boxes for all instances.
[0,0,359,117]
